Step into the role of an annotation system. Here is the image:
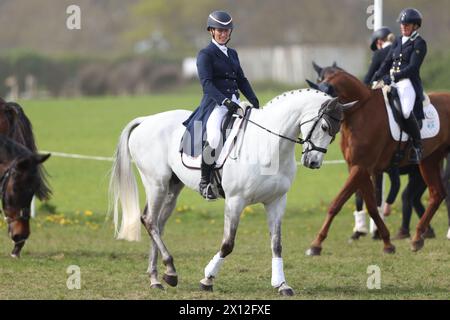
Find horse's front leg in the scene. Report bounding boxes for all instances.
[264,194,294,296]
[358,171,395,254]
[199,197,245,292]
[306,165,366,256]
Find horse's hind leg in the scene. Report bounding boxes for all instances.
[157,177,184,287]
[199,197,245,292]
[413,151,446,251]
[265,194,294,296]
[141,179,179,288]
[144,176,184,289]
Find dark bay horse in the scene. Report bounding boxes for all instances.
[0,98,51,257]
[305,69,450,254]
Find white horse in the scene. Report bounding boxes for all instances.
[109,89,354,296]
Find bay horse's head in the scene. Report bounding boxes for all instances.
[0,136,50,258]
[312,61,343,83]
[307,65,370,104]
[300,96,357,169]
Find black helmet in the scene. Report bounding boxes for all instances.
[370,26,392,51]
[207,11,233,31]
[397,8,423,27]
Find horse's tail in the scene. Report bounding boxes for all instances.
[109,117,146,242]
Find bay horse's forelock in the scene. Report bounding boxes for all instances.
[0,100,51,200]
[308,70,450,254]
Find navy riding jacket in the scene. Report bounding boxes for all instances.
[181,41,259,156]
[363,45,391,85]
[372,33,427,119]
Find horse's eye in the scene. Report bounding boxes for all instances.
[321,123,328,132]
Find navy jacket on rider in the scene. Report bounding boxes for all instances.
[181,41,259,156]
[372,33,427,119]
[363,45,391,85]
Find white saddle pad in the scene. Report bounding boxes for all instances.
[382,87,440,142]
[181,107,250,169]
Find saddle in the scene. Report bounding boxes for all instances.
[180,103,254,198]
[382,85,440,166]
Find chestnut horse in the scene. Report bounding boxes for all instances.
[305,69,450,254]
[0,97,51,257]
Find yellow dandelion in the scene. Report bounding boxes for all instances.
[175,218,181,223]
[84,210,93,216]
[244,206,254,214]
[209,219,215,224]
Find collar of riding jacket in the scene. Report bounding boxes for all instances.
[211,38,228,57]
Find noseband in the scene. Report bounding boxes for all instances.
[0,161,31,224]
[299,103,342,154]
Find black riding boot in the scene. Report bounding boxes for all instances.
[404,114,423,164]
[199,143,218,201]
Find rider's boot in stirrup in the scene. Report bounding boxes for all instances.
[404,113,423,164]
[199,143,217,201]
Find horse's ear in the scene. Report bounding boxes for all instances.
[341,100,359,111]
[34,153,51,164]
[332,61,337,68]
[327,97,340,106]
[312,61,323,75]
[306,79,320,90]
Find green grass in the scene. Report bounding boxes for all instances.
[0,93,449,299]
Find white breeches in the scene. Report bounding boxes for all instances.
[206,94,240,149]
[396,79,416,119]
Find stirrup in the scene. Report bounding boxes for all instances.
[200,182,218,201]
[409,145,422,164]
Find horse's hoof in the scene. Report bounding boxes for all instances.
[349,231,367,241]
[199,282,213,292]
[411,238,424,252]
[278,288,294,297]
[305,246,322,256]
[383,245,396,254]
[163,273,178,287]
[150,283,165,290]
[10,253,20,259]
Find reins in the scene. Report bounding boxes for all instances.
[234,105,341,154]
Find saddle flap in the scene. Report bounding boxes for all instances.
[382,86,440,142]
[181,104,253,170]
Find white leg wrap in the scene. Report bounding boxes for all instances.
[204,252,224,278]
[271,257,286,288]
[353,210,368,233]
[446,227,450,240]
[370,207,384,233]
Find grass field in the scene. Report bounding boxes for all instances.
[0,92,449,300]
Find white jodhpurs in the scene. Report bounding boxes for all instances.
[206,95,240,149]
[396,79,416,119]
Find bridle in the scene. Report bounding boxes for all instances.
[0,160,31,224]
[236,102,342,154]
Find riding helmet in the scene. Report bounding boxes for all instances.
[370,26,392,51]
[397,8,423,27]
[207,11,233,30]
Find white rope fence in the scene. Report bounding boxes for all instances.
[30,150,345,218]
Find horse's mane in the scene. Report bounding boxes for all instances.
[265,89,328,108]
[0,101,52,200]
